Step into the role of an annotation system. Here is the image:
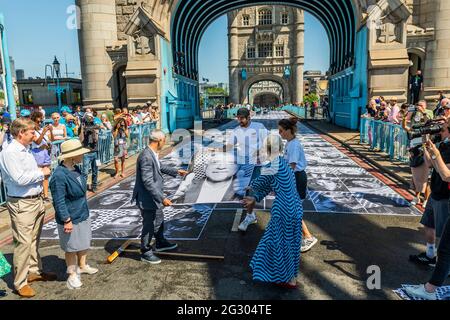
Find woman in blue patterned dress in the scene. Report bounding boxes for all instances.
[242,135,303,288]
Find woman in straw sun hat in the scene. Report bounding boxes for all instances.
[49,139,99,290]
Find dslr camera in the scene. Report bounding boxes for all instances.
[408,119,445,140]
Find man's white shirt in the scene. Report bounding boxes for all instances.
[0,139,44,197]
[228,121,269,166]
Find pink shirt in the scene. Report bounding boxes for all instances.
[388,104,400,123]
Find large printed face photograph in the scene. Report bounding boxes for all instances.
[170,150,254,204]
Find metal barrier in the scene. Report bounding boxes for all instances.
[281,105,326,120]
[0,121,157,206]
[201,109,215,119]
[360,117,409,163]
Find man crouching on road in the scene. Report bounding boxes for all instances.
[0,118,56,298]
[132,130,188,264]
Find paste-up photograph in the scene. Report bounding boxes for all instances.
[171,150,254,204]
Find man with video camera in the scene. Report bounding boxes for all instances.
[79,112,102,192]
[402,101,434,206]
[409,115,450,267]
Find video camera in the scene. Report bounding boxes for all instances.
[408,104,418,113]
[408,119,445,140]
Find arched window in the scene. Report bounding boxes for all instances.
[258,9,272,26]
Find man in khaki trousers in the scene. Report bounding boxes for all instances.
[0,118,56,298]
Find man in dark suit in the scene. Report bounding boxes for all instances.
[132,130,187,264]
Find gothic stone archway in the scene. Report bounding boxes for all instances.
[242,74,289,105]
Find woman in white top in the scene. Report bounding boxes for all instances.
[49,112,67,141]
[31,111,52,200]
[131,110,142,125]
[278,117,318,253]
[100,113,112,131]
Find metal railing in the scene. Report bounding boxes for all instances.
[201,109,215,120]
[281,105,327,120]
[0,121,158,206]
[360,117,409,163]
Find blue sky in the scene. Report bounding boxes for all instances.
[1,1,330,83]
[1,0,81,78]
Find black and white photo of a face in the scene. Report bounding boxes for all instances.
[341,178,389,194]
[309,179,349,192]
[163,204,215,240]
[99,193,131,206]
[310,191,367,213]
[93,209,142,239]
[205,152,238,182]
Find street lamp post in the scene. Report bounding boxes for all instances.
[46,56,69,113]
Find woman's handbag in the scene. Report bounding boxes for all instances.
[0,251,11,278]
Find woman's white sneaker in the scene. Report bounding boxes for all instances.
[79,265,99,275]
[301,237,318,253]
[238,214,257,232]
[66,274,82,290]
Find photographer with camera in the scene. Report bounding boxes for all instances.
[402,101,434,206]
[30,112,52,201]
[433,97,449,118]
[404,137,450,300]
[79,112,101,192]
[0,116,13,151]
[113,117,129,179]
[375,101,389,121]
[409,117,450,268]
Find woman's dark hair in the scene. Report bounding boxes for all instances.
[30,111,43,122]
[401,103,409,110]
[114,117,127,130]
[278,117,298,134]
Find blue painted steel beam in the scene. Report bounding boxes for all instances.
[188,0,341,78]
[179,0,342,78]
[0,13,17,120]
[172,0,355,79]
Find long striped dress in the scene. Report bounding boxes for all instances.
[250,156,303,283]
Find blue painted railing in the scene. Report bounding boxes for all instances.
[0,122,157,206]
[360,117,409,163]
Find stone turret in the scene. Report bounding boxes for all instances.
[76,0,118,108]
[228,12,240,104]
[423,0,450,101]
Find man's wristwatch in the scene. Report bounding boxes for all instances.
[64,219,72,224]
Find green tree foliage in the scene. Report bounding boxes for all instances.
[205,87,227,96]
[303,93,320,104]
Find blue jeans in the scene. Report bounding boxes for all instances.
[82,152,98,188]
